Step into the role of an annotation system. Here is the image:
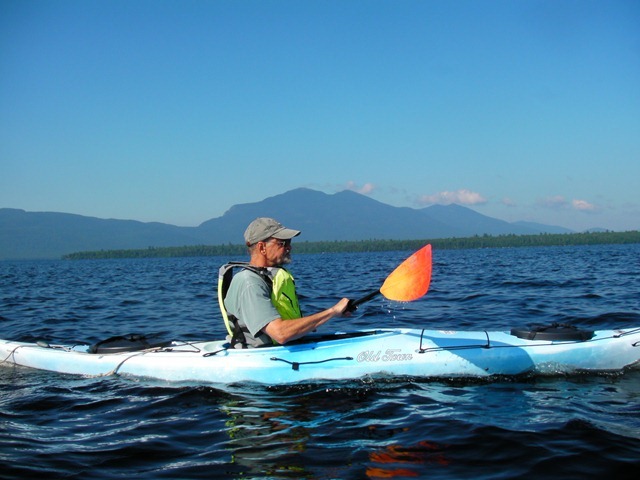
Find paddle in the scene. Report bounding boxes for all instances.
[348,244,432,311]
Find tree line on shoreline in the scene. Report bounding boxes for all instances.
[61,230,640,260]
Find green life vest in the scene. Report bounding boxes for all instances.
[270,267,301,320]
[217,262,301,347]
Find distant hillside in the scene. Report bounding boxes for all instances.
[1,188,574,260]
[0,208,203,260]
[512,220,576,235]
[197,188,571,242]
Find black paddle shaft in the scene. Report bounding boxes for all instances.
[347,289,381,311]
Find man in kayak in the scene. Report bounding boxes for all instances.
[221,217,351,348]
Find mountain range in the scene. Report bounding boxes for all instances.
[0,188,573,260]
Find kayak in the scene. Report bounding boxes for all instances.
[2,325,639,385]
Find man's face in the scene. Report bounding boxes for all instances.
[262,238,292,266]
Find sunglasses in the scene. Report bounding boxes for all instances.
[268,239,291,248]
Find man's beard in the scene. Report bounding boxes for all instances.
[278,252,292,265]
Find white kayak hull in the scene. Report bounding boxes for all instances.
[2,328,639,385]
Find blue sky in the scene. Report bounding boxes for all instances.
[2,0,639,232]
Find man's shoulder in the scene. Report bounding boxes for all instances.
[233,268,270,286]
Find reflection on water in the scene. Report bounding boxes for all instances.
[367,438,450,478]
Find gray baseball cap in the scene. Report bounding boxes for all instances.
[244,217,301,245]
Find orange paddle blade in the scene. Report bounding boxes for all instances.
[380,244,432,302]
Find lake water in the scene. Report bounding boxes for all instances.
[1,244,639,478]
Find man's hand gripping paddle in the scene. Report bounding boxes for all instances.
[348,244,432,311]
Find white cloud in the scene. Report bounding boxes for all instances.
[539,195,598,213]
[502,197,517,207]
[572,199,597,212]
[345,181,376,195]
[418,189,488,206]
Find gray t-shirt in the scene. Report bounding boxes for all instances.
[224,269,280,347]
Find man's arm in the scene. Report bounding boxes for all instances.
[263,298,351,344]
